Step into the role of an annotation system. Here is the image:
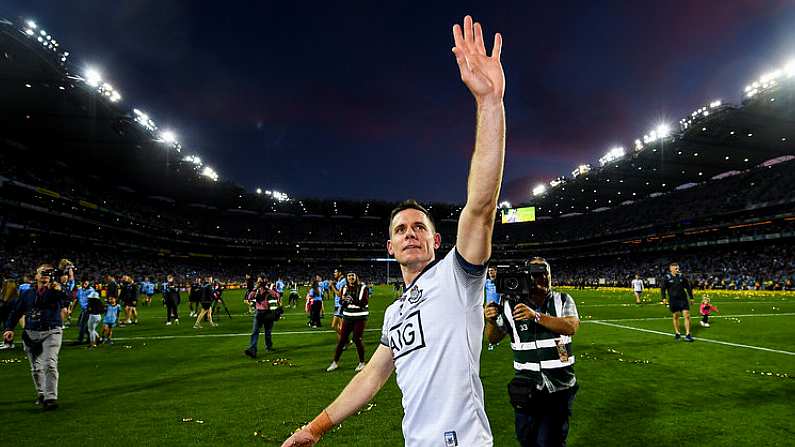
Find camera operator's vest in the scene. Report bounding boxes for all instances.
[340,283,369,320]
[501,291,576,389]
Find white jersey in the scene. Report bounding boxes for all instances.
[632,279,644,292]
[381,248,492,447]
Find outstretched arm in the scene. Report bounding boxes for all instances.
[452,15,506,265]
[281,345,395,446]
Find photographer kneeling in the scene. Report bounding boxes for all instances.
[484,257,580,447]
[3,264,70,410]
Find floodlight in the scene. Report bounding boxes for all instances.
[160,130,177,144]
[498,201,511,209]
[84,68,102,87]
[532,184,546,196]
[26,20,37,29]
[256,188,262,194]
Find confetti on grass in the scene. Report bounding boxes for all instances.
[254,403,378,442]
[746,370,791,379]
[257,358,296,367]
[1,358,23,365]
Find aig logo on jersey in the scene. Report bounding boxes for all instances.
[388,310,426,360]
[444,431,458,446]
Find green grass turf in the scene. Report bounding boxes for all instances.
[1,286,793,446]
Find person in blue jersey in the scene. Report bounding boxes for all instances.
[141,276,155,306]
[100,295,121,345]
[330,268,347,336]
[484,266,501,351]
[308,278,324,328]
[73,279,96,345]
[275,277,286,299]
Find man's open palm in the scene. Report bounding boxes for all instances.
[452,15,504,106]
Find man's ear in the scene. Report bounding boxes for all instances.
[433,233,441,249]
[387,239,395,256]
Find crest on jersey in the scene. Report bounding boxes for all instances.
[388,310,426,360]
[444,431,458,446]
[407,285,423,304]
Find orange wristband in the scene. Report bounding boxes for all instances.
[307,410,334,439]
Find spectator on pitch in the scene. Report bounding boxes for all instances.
[0,278,18,350]
[631,274,644,304]
[105,274,119,305]
[484,266,501,351]
[327,272,369,372]
[282,15,504,446]
[287,281,300,308]
[141,276,155,306]
[330,268,346,337]
[100,296,120,345]
[163,275,181,325]
[661,262,695,342]
[86,290,104,349]
[275,276,286,299]
[193,276,217,329]
[188,278,202,317]
[4,264,70,410]
[73,279,96,345]
[119,275,139,325]
[485,258,580,446]
[699,296,720,327]
[244,280,280,358]
[308,279,323,328]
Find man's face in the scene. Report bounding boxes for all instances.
[488,267,497,280]
[82,280,89,288]
[35,268,50,286]
[387,208,441,267]
[334,270,342,280]
[528,262,551,298]
[670,265,680,275]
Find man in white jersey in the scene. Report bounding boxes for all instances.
[282,14,505,447]
[631,274,644,304]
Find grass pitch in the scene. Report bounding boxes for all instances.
[1,286,793,446]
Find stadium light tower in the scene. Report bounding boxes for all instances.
[26,20,37,29]
[256,187,262,194]
[532,184,547,196]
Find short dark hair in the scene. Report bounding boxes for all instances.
[669,262,679,267]
[389,199,436,236]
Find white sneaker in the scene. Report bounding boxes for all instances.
[704,323,710,327]
[193,324,201,329]
[488,344,495,351]
[699,321,705,327]
[166,321,172,326]
[0,343,13,350]
[355,362,366,372]
[175,319,179,325]
[326,362,338,372]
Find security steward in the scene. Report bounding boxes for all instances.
[484,257,580,447]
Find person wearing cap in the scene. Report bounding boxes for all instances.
[86,290,105,349]
[3,264,70,411]
[326,271,369,372]
[484,257,580,447]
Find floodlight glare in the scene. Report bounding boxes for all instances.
[25,29,34,36]
[656,123,670,138]
[26,20,37,29]
[532,184,546,196]
[256,188,262,194]
[160,130,177,144]
[498,201,512,209]
[84,68,102,87]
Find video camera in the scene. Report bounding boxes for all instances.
[40,259,76,283]
[494,263,550,302]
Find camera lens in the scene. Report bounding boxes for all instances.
[504,277,519,290]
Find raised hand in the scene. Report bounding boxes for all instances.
[452,15,504,106]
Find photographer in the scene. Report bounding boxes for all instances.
[484,257,580,447]
[244,279,280,357]
[3,264,70,410]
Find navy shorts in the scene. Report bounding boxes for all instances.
[669,301,689,313]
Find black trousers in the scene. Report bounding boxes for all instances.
[310,301,322,327]
[515,384,578,447]
[76,309,90,343]
[165,297,179,322]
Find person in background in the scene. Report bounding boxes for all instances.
[699,296,720,328]
[484,266,501,351]
[73,279,96,345]
[326,272,369,372]
[100,296,120,345]
[86,290,104,349]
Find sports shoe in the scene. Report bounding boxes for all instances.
[34,395,44,405]
[487,344,495,351]
[355,362,366,372]
[174,319,179,325]
[166,321,172,326]
[699,321,705,327]
[244,349,256,358]
[125,320,131,325]
[210,322,218,327]
[704,323,710,328]
[0,342,14,350]
[42,399,58,411]
[193,324,202,329]
[685,335,694,342]
[674,333,681,340]
[326,362,339,372]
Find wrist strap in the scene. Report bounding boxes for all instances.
[307,410,333,438]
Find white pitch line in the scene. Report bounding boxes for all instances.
[579,301,791,308]
[584,312,795,323]
[114,328,382,342]
[589,320,795,356]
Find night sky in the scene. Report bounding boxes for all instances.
[5,1,795,203]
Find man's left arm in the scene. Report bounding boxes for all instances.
[452,15,506,266]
